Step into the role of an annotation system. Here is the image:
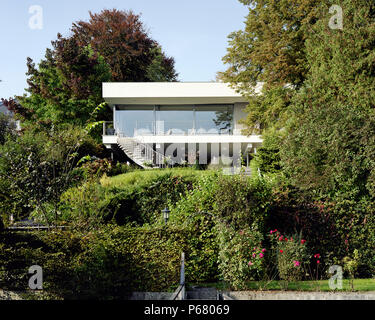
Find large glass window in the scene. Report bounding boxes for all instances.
[195,105,233,135]
[156,106,194,135]
[116,106,154,137]
[114,104,234,137]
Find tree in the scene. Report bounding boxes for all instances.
[17,35,112,126]
[221,0,322,90]
[220,0,322,135]
[13,9,178,128]
[281,0,375,198]
[0,113,16,145]
[0,125,103,226]
[72,9,178,82]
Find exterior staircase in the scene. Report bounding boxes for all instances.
[117,136,173,169]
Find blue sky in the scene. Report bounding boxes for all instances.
[0,0,248,99]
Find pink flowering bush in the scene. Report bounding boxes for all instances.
[217,223,264,290]
[269,231,309,281]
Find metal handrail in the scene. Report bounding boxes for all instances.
[118,134,177,168]
[171,252,185,300]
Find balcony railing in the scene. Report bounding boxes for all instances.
[103,121,235,137]
[134,120,232,136]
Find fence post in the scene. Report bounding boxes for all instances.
[179,252,185,300]
[180,252,185,285]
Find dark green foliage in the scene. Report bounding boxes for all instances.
[325,197,375,277]
[0,113,16,145]
[281,0,375,198]
[213,175,272,232]
[0,126,101,223]
[256,147,281,173]
[0,226,215,298]
[19,39,112,126]
[172,173,272,287]
[60,170,200,228]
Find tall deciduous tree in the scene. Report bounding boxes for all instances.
[18,35,112,126]
[220,0,322,133]
[281,0,375,198]
[72,9,178,82]
[13,9,178,127]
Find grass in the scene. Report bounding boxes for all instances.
[100,167,215,189]
[193,279,375,292]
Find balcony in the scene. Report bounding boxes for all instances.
[103,121,233,137]
[103,121,263,147]
[134,120,232,136]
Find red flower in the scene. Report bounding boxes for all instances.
[279,236,283,241]
[285,238,288,242]
[317,260,320,264]
[279,250,283,253]
[301,240,306,244]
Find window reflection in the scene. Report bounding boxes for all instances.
[156,106,194,135]
[195,105,233,135]
[116,106,154,137]
[115,105,234,136]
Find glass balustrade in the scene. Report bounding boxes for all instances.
[133,120,232,136]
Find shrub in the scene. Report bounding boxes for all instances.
[213,175,272,233]
[326,197,375,277]
[70,225,190,296]
[99,169,203,225]
[269,231,309,282]
[0,125,98,224]
[59,169,201,228]
[217,223,264,290]
[59,180,110,229]
[169,172,221,283]
[0,226,196,298]
[80,158,132,178]
[171,173,274,287]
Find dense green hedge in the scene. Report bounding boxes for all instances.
[59,169,203,227]
[0,223,220,299]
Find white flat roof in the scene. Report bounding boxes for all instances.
[103,82,261,105]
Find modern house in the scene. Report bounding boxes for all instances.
[0,101,21,131]
[102,82,263,169]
